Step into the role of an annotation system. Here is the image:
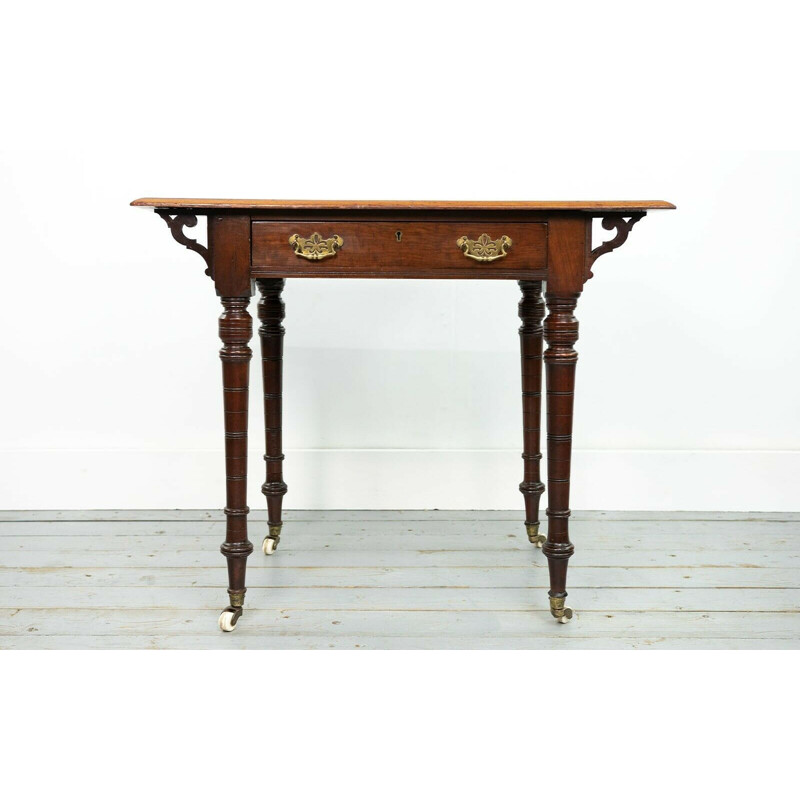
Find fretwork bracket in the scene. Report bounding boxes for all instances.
[156,210,211,277]
[587,213,644,279]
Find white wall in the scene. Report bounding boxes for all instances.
[1,2,798,510]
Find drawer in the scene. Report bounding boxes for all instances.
[250,221,548,278]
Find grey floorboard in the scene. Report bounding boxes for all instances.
[0,510,797,649]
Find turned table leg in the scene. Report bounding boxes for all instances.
[518,281,546,547]
[256,279,288,555]
[542,291,580,623]
[217,296,254,632]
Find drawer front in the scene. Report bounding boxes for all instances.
[250,221,547,278]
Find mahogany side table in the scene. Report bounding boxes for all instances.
[131,198,674,631]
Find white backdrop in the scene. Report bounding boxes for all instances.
[1,2,798,511]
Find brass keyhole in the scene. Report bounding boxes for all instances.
[395,230,402,242]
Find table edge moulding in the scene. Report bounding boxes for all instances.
[131,197,675,631]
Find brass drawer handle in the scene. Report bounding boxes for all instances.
[456,233,512,262]
[289,232,344,261]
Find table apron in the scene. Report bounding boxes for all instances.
[250,220,548,279]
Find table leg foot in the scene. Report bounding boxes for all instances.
[218,606,243,632]
[549,594,574,624]
[219,589,246,632]
[262,525,282,555]
[525,521,546,547]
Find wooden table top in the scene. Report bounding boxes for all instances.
[131,198,676,212]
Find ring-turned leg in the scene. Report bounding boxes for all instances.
[217,297,254,631]
[256,279,288,555]
[518,281,546,547]
[543,291,580,623]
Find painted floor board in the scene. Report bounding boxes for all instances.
[1,586,797,612]
[2,542,797,570]
[3,547,798,580]
[0,510,797,649]
[2,565,798,594]
[2,562,798,587]
[2,519,798,538]
[1,509,798,522]
[0,635,796,650]
[2,608,798,639]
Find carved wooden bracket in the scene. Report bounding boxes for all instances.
[156,210,211,277]
[587,214,644,278]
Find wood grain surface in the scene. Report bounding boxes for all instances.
[132,198,676,212]
[251,220,547,278]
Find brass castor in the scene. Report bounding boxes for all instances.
[262,523,282,555]
[525,522,546,548]
[550,596,574,624]
[218,605,243,632]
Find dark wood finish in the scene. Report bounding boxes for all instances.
[257,279,288,551]
[588,214,644,278]
[518,281,546,547]
[548,216,591,290]
[208,215,251,296]
[133,198,675,212]
[155,211,210,274]
[136,197,673,630]
[218,297,254,622]
[542,291,580,622]
[540,216,589,621]
[251,221,547,279]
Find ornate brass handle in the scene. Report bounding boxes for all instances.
[289,232,344,261]
[456,233,512,262]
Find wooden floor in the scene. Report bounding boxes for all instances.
[1,510,798,649]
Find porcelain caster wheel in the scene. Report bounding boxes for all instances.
[558,608,574,624]
[534,536,545,549]
[218,606,242,632]
[262,537,278,555]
